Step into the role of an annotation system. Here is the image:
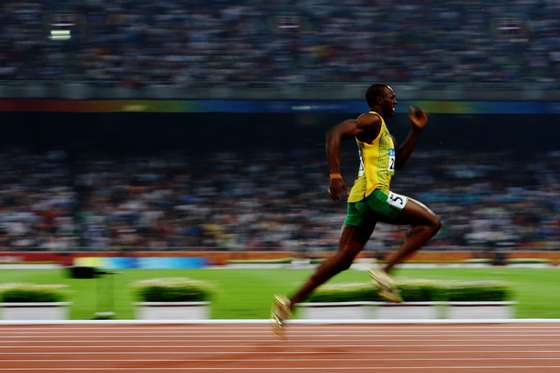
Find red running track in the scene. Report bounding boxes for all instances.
[1,323,560,372]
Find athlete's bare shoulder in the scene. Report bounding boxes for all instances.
[356,112,381,128]
[355,112,382,142]
[327,112,382,140]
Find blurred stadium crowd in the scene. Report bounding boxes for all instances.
[1,0,559,85]
[1,0,559,254]
[0,148,558,252]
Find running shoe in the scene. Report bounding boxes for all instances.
[368,269,403,303]
[271,295,291,334]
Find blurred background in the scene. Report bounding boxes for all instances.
[0,1,559,273]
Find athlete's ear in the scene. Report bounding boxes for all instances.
[376,97,383,104]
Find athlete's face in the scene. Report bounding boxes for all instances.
[379,86,397,118]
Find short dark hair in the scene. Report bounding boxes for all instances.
[365,83,389,108]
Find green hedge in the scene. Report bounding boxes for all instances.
[397,280,446,301]
[307,282,381,302]
[309,258,325,264]
[307,279,512,303]
[506,258,550,264]
[462,259,492,264]
[227,258,293,264]
[135,277,214,302]
[444,281,512,301]
[462,258,551,265]
[0,284,68,302]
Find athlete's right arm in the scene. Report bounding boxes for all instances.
[325,113,381,200]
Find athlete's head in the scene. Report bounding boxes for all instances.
[365,83,397,118]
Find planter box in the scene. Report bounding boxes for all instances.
[298,302,376,319]
[447,301,516,319]
[136,301,210,320]
[298,301,445,320]
[374,302,443,319]
[1,302,70,320]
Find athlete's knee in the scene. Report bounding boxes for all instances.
[333,255,353,271]
[430,214,442,234]
[336,248,360,271]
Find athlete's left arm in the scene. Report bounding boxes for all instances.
[395,106,428,170]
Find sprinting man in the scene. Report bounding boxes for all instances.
[272,83,442,329]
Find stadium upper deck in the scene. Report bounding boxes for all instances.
[1,0,559,89]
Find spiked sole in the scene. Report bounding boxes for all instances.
[368,269,403,303]
[271,295,291,334]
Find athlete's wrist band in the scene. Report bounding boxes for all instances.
[329,173,343,180]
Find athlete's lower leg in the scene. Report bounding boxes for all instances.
[382,199,442,274]
[383,223,440,273]
[288,247,361,309]
[287,224,373,310]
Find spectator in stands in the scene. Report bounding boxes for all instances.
[1,0,560,85]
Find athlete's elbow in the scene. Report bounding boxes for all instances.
[326,129,344,149]
[325,127,341,141]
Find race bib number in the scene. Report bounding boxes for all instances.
[358,152,365,177]
[388,149,395,172]
[386,191,408,210]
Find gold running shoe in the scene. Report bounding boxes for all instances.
[368,269,403,303]
[271,295,291,334]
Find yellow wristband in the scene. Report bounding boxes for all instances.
[329,173,343,180]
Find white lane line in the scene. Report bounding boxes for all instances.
[2,331,560,340]
[0,318,560,325]
[1,366,560,370]
[4,357,560,362]
[0,336,560,342]
[2,330,560,337]
[2,325,560,329]
[1,335,559,342]
[1,350,560,355]
[5,332,560,336]
[2,337,559,343]
[0,319,560,330]
[2,325,560,330]
[12,331,560,336]
[1,343,560,348]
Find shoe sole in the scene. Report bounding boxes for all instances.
[368,269,403,303]
[271,296,291,335]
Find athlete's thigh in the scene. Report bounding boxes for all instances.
[390,198,439,226]
[338,221,376,251]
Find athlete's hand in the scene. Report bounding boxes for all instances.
[329,178,347,200]
[409,106,428,131]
